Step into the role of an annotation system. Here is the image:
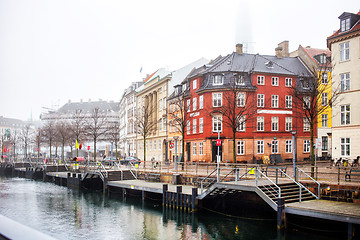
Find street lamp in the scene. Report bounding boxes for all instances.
[290,130,297,180]
[173,136,179,171]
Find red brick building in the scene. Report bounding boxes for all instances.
[182,43,315,164]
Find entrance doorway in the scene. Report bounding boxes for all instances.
[211,141,223,162]
[186,142,191,162]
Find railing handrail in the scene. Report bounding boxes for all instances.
[200,168,217,193]
[219,168,237,182]
[296,167,320,199]
[256,168,281,199]
[128,162,138,179]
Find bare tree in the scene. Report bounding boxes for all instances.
[9,129,19,161]
[56,121,72,163]
[42,120,57,163]
[19,124,33,159]
[86,108,109,161]
[108,121,121,159]
[135,104,157,168]
[210,81,256,163]
[290,65,339,176]
[70,109,86,157]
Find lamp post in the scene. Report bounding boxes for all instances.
[174,137,179,171]
[290,130,297,180]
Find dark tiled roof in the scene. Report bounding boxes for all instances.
[327,11,360,40]
[57,100,120,114]
[0,116,26,128]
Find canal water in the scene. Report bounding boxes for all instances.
[0,177,341,240]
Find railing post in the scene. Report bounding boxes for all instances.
[255,167,258,186]
[277,198,285,231]
[235,168,239,183]
[338,167,340,185]
[275,168,278,185]
[299,186,302,202]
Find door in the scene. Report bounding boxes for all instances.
[212,141,223,162]
[186,142,191,162]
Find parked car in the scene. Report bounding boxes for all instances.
[120,156,140,165]
[103,157,117,165]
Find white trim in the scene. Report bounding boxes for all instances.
[257,109,292,114]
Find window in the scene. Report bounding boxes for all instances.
[257,140,264,154]
[159,99,162,109]
[340,73,350,92]
[319,55,327,64]
[199,95,204,109]
[285,117,292,131]
[340,105,350,125]
[213,75,224,85]
[340,42,350,62]
[322,73,328,84]
[159,118,162,131]
[237,115,246,132]
[199,142,204,155]
[285,140,292,153]
[341,138,350,156]
[193,98,197,111]
[303,96,310,109]
[303,117,310,132]
[237,92,246,107]
[321,93,328,106]
[193,119,197,134]
[271,95,279,108]
[322,136,328,151]
[303,140,310,153]
[212,115,222,132]
[341,18,350,32]
[271,117,279,131]
[237,141,245,155]
[163,98,166,109]
[163,117,167,131]
[187,99,191,112]
[285,78,292,87]
[257,116,264,131]
[285,96,292,108]
[271,77,279,86]
[193,142,197,155]
[257,94,264,107]
[301,78,310,89]
[321,114,328,127]
[235,75,245,85]
[199,118,203,133]
[193,79,197,89]
[212,93,222,107]
[257,76,265,85]
[154,140,156,150]
[271,140,278,154]
[187,120,190,135]
[150,141,152,150]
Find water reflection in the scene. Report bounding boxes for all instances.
[0,177,339,240]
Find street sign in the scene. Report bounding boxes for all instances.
[216,139,221,146]
[316,139,322,149]
[169,142,174,149]
[87,146,90,150]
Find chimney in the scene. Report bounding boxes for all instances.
[236,43,243,55]
[276,41,289,58]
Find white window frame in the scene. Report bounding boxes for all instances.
[213,75,224,85]
[199,118,203,133]
[340,73,350,92]
[285,117,292,131]
[340,138,350,157]
[303,117,310,132]
[237,92,246,107]
[187,99,191,112]
[257,116,264,131]
[237,141,245,155]
[303,140,310,153]
[285,140,292,153]
[271,117,279,131]
[193,142,197,155]
[321,114,328,128]
[341,18,350,32]
[212,93,222,107]
[212,115,222,132]
[199,95,204,109]
[340,41,350,62]
[193,119,197,134]
[285,95,292,109]
[321,73,328,84]
[271,77,279,86]
[303,96,310,109]
[237,115,246,132]
[340,104,350,125]
[187,120,190,135]
[235,75,245,85]
[199,142,204,155]
[271,95,279,108]
[257,94,264,107]
[285,78,292,87]
[321,93,328,106]
[257,140,264,154]
[193,79,197,89]
[193,97,197,111]
[257,76,265,85]
[271,140,279,154]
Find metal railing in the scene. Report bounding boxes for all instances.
[200,168,217,193]
[296,167,320,199]
[255,168,281,200]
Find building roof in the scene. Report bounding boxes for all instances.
[0,116,27,128]
[327,11,360,44]
[55,100,120,115]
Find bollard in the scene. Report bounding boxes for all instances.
[176,186,182,209]
[191,188,198,211]
[277,198,285,230]
[162,184,168,206]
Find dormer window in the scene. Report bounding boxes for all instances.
[265,61,274,68]
[213,75,224,86]
[235,74,245,85]
[340,18,350,32]
[319,54,327,64]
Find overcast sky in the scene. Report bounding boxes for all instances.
[0,0,358,121]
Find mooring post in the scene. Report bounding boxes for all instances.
[142,190,145,201]
[162,184,168,207]
[176,186,182,209]
[191,188,198,211]
[348,222,353,240]
[277,198,285,230]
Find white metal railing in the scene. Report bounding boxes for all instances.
[296,167,320,199]
[255,168,282,200]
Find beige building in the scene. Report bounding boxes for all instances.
[327,11,360,160]
[136,69,170,163]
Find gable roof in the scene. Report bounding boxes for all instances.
[327,11,360,43]
[56,100,120,114]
